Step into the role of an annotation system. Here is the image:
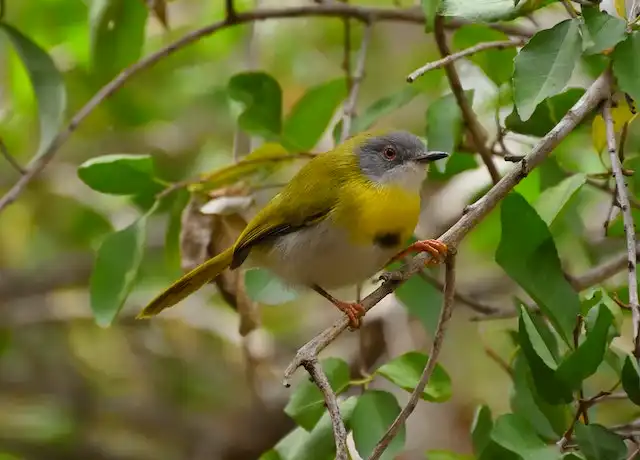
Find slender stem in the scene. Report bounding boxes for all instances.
[604,96,640,361]
[407,39,526,82]
[417,270,498,314]
[0,138,26,175]
[368,254,457,460]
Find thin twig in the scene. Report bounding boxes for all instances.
[282,73,610,385]
[604,96,640,361]
[341,0,352,95]
[417,270,498,314]
[303,359,349,460]
[225,0,236,19]
[0,138,25,175]
[0,5,532,215]
[407,39,526,82]
[368,254,456,460]
[561,0,579,18]
[340,20,372,142]
[433,15,501,185]
[568,244,640,291]
[557,391,611,449]
[483,344,514,377]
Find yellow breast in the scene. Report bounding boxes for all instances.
[333,178,421,247]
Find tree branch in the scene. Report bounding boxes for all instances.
[568,243,640,291]
[283,73,610,386]
[0,137,25,175]
[340,20,373,142]
[407,38,526,82]
[433,15,501,185]
[0,4,532,215]
[368,254,456,460]
[303,359,349,460]
[604,95,640,361]
[417,270,498,315]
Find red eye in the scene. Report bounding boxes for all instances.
[383,147,397,161]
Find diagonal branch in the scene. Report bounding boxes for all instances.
[433,15,501,185]
[283,73,610,386]
[568,243,640,291]
[340,20,373,142]
[417,270,498,315]
[0,4,532,215]
[604,95,640,361]
[0,138,25,175]
[368,254,457,460]
[407,38,526,83]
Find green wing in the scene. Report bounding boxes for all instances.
[230,150,356,268]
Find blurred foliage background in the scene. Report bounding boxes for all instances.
[2,0,640,459]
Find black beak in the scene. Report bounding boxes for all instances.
[415,151,449,163]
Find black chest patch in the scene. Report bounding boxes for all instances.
[373,232,401,249]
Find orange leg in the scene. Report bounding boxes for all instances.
[388,239,448,266]
[312,285,365,330]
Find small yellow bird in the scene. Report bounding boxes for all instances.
[137,131,449,329]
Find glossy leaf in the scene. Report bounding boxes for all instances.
[555,305,613,391]
[453,25,517,85]
[612,32,640,109]
[581,7,627,55]
[352,390,404,460]
[510,353,569,439]
[78,154,163,196]
[497,193,581,342]
[0,24,66,160]
[90,212,151,326]
[622,354,640,405]
[244,268,299,305]
[89,0,148,81]
[439,0,554,22]
[275,397,358,460]
[490,414,559,460]
[376,351,452,402]
[284,357,350,430]
[228,72,282,139]
[505,88,585,137]
[426,91,473,156]
[574,423,626,460]
[514,19,582,121]
[471,405,493,455]
[282,78,347,151]
[396,273,443,335]
[518,305,573,404]
[534,174,586,227]
[352,87,420,134]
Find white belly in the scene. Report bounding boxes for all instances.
[249,219,396,290]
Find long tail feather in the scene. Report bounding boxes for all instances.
[136,247,235,318]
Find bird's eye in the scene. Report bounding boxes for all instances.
[382,147,397,161]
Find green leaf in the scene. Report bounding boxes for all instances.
[505,88,585,137]
[440,0,554,23]
[426,91,473,155]
[426,451,474,460]
[282,78,347,151]
[496,193,581,343]
[534,174,586,227]
[453,25,517,85]
[622,354,640,405]
[89,0,148,81]
[422,0,442,32]
[518,305,573,404]
[563,454,586,460]
[574,423,626,460]
[612,31,640,104]
[244,268,299,305]
[396,272,443,335]
[284,358,350,430]
[90,212,151,327]
[514,19,582,121]
[352,390,404,460]
[471,405,493,455]
[352,87,420,134]
[511,353,569,439]
[78,154,163,196]
[376,351,452,402]
[491,413,560,460]
[581,7,627,55]
[0,24,66,161]
[228,72,282,139]
[428,153,478,181]
[556,305,613,390]
[275,397,358,460]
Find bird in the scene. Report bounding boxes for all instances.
[137,130,449,329]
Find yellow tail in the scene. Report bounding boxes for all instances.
[136,247,235,318]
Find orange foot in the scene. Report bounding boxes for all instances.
[312,285,366,330]
[388,239,448,266]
